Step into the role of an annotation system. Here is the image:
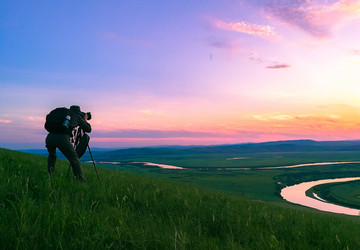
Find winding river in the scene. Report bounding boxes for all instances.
[99,159,360,215]
[260,161,360,169]
[281,177,360,216]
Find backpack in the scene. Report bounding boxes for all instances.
[44,107,71,134]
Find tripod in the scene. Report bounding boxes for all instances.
[67,127,101,183]
[87,144,101,183]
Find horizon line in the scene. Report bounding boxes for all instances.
[4,138,360,151]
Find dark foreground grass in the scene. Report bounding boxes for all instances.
[1,148,360,249]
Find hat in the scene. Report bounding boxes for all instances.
[70,105,81,113]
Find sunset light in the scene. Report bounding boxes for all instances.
[1,0,360,149]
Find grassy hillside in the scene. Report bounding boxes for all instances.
[1,148,360,249]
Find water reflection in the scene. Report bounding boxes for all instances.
[260,161,360,169]
[281,177,360,216]
[132,162,185,169]
[140,162,185,169]
[94,161,185,169]
[226,157,251,160]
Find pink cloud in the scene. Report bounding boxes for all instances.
[266,63,291,69]
[263,0,360,39]
[350,49,360,56]
[213,19,279,40]
[0,119,11,124]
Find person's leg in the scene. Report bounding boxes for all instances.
[45,134,57,175]
[57,134,86,182]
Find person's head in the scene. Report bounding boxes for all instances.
[70,105,92,120]
[70,105,82,114]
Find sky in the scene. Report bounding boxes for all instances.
[1,0,360,149]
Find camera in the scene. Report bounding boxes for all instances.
[86,112,92,120]
[79,111,92,120]
[83,112,92,120]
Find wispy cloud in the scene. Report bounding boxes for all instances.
[0,119,11,124]
[141,109,163,116]
[252,112,343,124]
[99,32,119,40]
[206,37,241,52]
[213,19,279,40]
[253,113,296,121]
[350,49,360,56]
[27,116,43,122]
[248,51,291,69]
[260,0,360,39]
[92,129,229,139]
[266,63,291,69]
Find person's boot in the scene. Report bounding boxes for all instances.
[76,173,87,183]
[71,164,87,183]
[48,161,56,175]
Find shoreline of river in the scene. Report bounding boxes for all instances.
[281,177,360,216]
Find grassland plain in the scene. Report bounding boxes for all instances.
[95,151,360,202]
[92,150,360,169]
[2,148,360,249]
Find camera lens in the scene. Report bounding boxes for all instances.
[86,112,92,120]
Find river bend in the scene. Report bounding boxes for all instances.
[281,177,360,216]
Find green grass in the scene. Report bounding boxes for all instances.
[99,161,282,202]
[2,148,360,249]
[97,159,360,203]
[99,151,360,169]
[93,150,360,202]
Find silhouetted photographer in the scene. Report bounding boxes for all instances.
[45,105,91,182]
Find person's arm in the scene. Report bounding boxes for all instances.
[78,115,92,133]
[70,114,92,133]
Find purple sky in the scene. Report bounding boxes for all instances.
[1,0,360,149]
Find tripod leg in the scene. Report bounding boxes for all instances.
[88,145,101,183]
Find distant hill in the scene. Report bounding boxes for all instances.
[87,139,360,160]
[20,139,360,160]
